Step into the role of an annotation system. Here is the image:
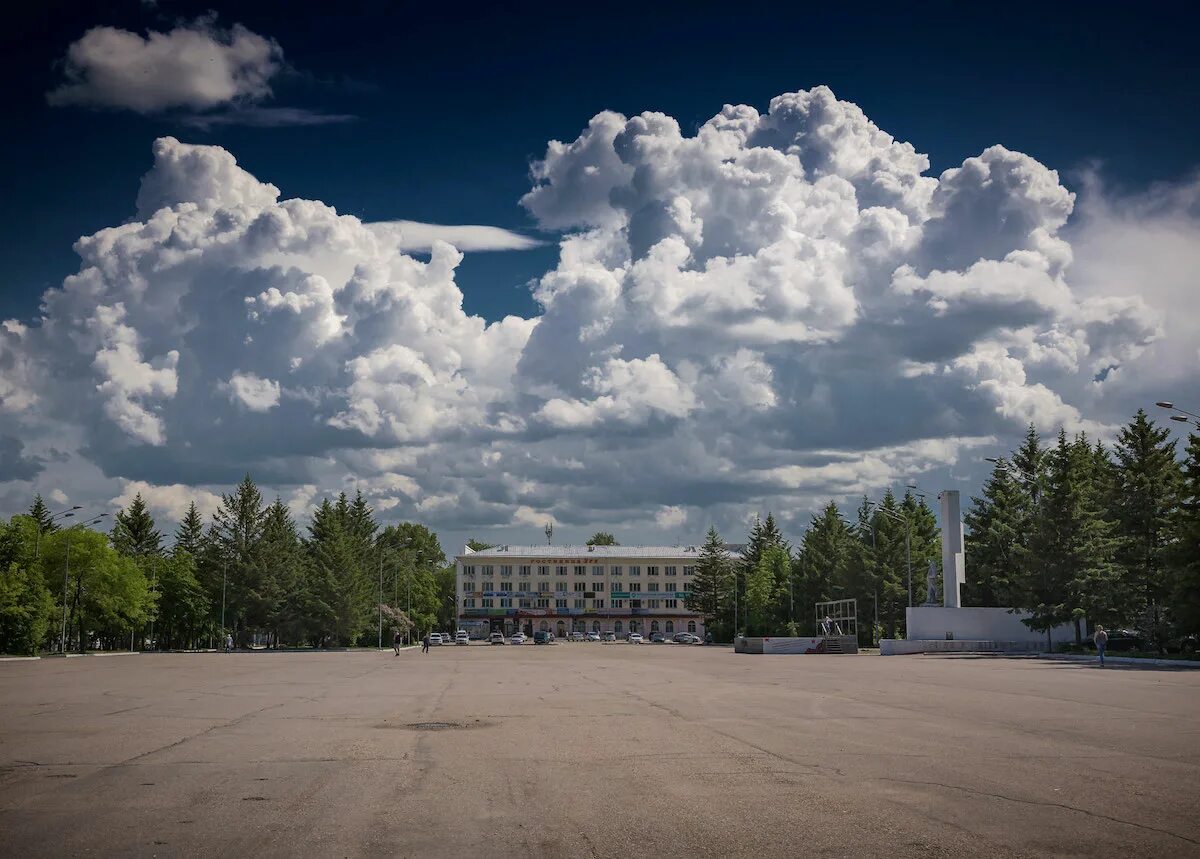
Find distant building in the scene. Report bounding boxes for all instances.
[455,544,706,638]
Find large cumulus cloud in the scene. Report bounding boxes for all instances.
[0,87,1181,543]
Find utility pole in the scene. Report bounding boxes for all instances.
[220,561,228,640]
[60,531,72,654]
[378,548,383,649]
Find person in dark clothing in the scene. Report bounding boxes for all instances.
[422,632,431,654]
[394,629,402,655]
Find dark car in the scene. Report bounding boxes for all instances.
[649,632,666,643]
[1100,629,1146,652]
[533,630,553,645]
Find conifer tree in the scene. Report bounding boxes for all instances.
[111,493,163,557]
[1169,433,1200,637]
[174,502,204,556]
[28,495,58,536]
[1112,410,1181,651]
[964,459,1027,606]
[686,526,731,636]
[210,475,267,640]
[793,503,857,634]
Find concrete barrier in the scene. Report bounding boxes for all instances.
[880,639,1044,655]
[735,636,858,654]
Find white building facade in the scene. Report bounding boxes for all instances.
[455,545,705,639]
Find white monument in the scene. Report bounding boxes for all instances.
[939,490,966,608]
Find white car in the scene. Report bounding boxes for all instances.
[586,631,601,642]
[489,632,505,645]
[428,632,443,646]
[569,631,585,642]
[510,632,527,645]
[627,633,643,644]
[455,631,470,645]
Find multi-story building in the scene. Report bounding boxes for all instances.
[455,544,705,639]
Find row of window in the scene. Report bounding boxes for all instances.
[462,565,694,577]
[463,598,680,610]
[518,620,698,635]
[465,580,686,594]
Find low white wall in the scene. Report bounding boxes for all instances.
[735,636,857,654]
[906,606,1081,644]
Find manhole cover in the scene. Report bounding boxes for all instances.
[406,721,463,730]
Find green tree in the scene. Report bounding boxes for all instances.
[964,460,1028,606]
[1112,409,1181,651]
[0,516,54,654]
[745,545,785,635]
[685,526,730,639]
[793,503,859,635]
[150,551,209,649]
[466,538,493,552]
[174,502,205,556]
[209,475,267,640]
[111,493,163,557]
[259,498,304,645]
[586,532,618,546]
[28,495,58,537]
[1169,432,1200,636]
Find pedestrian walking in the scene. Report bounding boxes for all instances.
[393,629,402,656]
[1094,625,1108,667]
[224,633,234,653]
[422,632,431,654]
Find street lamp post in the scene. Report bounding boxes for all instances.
[220,561,228,644]
[60,514,107,654]
[378,547,384,650]
[36,506,81,560]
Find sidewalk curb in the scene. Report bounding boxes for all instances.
[0,656,41,661]
[1038,653,1200,669]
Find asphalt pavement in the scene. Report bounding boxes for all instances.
[1,644,1197,857]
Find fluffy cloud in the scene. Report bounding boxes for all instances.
[48,19,280,113]
[4,87,1190,548]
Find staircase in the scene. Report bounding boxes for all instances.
[824,637,844,654]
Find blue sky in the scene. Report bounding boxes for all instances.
[2,1,1199,549]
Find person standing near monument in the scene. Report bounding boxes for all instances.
[1093,625,1108,667]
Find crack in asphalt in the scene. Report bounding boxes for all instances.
[881,777,1200,846]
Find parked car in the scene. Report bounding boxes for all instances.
[533,630,553,644]
[649,632,666,643]
[602,631,616,642]
[627,633,644,644]
[672,632,697,644]
[1103,629,1146,651]
[569,631,585,641]
[489,632,505,645]
[1167,634,1197,655]
[455,630,470,646]
[510,632,527,645]
[586,631,601,642]
[428,632,443,646]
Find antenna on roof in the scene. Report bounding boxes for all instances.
[545,522,553,545]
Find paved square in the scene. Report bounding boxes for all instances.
[1,646,1197,857]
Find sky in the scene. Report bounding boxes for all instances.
[2,0,1199,553]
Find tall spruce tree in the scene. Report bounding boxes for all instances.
[210,475,267,640]
[28,495,58,536]
[174,502,205,556]
[964,459,1027,606]
[111,493,163,557]
[685,526,730,638]
[793,503,858,635]
[1169,433,1200,637]
[1112,409,1181,651]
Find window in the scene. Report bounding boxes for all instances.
[481,581,494,592]
[611,566,623,576]
[537,598,549,608]
[556,598,567,608]
[518,580,531,592]
[612,599,624,609]
[482,598,494,608]
[463,565,475,576]
[628,583,642,592]
[482,565,494,575]
[614,621,623,634]
[463,598,475,608]
[630,599,642,608]
[462,581,473,593]
[651,621,660,632]
[665,566,677,577]
[538,580,550,592]
[683,566,695,576]
[628,566,640,576]
[665,621,674,633]
[648,600,660,609]
[519,598,531,608]
[538,565,549,576]
[592,581,605,592]
[665,599,677,608]
[574,599,585,609]
[592,621,601,632]
[500,565,513,577]
[573,581,587,592]
[648,583,660,592]
[647,566,659,576]
[519,565,531,576]
[593,599,605,609]
[556,565,567,576]
[500,598,512,608]
[573,565,586,576]
[688,621,696,633]
[595,566,604,575]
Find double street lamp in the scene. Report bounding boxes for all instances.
[1156,401,1200,429]
[35,506,82,560]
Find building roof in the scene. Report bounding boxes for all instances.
[458,544,706,560]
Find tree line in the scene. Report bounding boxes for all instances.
[685,410,1200,649]
[0,475,455,655]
